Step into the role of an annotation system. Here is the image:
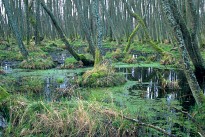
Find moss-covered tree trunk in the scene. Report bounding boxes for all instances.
[168,0,205,86]
[2,0,29,58]
[122,0,165,55]
[124,24,140,52]
[92,0,103,66]
[40,1,93,66]
[161,0,204,105]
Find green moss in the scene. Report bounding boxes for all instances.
[105,48,125,62]
[65,57,77,64]
[56,77,64,84]
[94,48,102,67]
[79,54,86,60]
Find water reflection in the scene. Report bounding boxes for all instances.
[45,77,53,102]
[117,67,195,109]
[44,76,72,101]
[1,62,12,73]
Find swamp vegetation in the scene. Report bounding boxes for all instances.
[0,0,205,137]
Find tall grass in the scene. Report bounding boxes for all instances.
[2,95,133,137]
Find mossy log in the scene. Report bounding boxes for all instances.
[124,24,140,53]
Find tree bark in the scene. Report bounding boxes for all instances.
[35,0,40,45]
[73,0,96,58]
[24,0,30,45]
[168,0,205,86]
[161,0,204,105]
[92,0,103,56]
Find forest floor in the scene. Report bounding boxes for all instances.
[0,38,205,137]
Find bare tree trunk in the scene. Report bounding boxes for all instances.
[24,0,30,45]
[2,0,28,58]
[161,0,204,105]
[73,0,95,58]
[35,0,40,45]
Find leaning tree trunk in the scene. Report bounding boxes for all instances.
[168,0,205,86]
[161,0,204,105]
[40,1,93,66]
[2,0,29,58]
[122,0,165,55]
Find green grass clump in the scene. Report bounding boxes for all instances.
[20,56,54,69]
[56,77,64,84]
[65,57,78,64]
[81,61,126,87]
[0,50,23,61]
[60,57,82,69]
[17,76,44,94]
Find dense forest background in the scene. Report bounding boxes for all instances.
[0,0,204,44]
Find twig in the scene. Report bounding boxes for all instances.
[172,107,205,137]
[122,115,176,137]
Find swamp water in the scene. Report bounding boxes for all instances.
[0,64,199,136]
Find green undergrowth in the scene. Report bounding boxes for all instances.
[0,41,23,61]
[19,56,54,69]
[81,61,126,87]
[0,75,203,136]
[1,95,138,137]
[78,81,202,136]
